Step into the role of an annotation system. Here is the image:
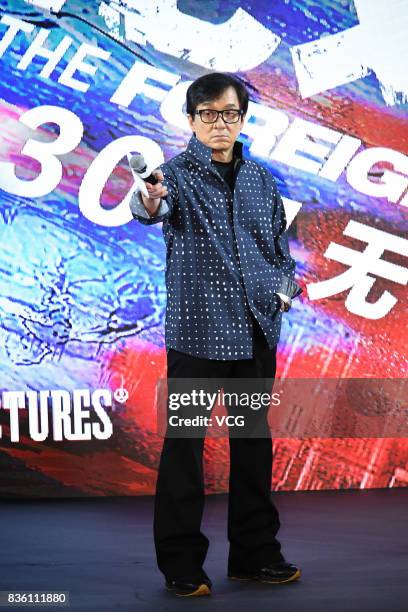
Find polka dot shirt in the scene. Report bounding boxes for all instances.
[130,134,297,360]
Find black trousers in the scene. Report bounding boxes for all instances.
[153,314,284,579]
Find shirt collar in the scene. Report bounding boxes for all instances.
[186,133,244,167]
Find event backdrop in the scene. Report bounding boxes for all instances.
[0,0,407,497]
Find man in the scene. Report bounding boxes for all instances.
[130,72,302,597]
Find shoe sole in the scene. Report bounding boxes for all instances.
[165,583,211,596]
[228,568,301,585]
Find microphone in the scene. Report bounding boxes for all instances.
[128,154,159,185]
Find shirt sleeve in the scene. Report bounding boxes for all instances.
[268,172,304,299]
[270,174,296,280]
[129,162,178,225]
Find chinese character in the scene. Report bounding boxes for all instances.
[307,220,408,319]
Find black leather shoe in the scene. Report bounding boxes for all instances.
[228,561,301,584]
[165,574,212,596]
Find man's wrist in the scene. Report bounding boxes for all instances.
[276,292,292,312]
[276,292,291,305]
[139,191,162,217]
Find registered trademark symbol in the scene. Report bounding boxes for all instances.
[114,387,129,403]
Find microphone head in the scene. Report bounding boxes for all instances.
[129,154,147,174]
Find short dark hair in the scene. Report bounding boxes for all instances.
[186,72,249,117]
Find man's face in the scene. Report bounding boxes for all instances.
[187,86,246,151]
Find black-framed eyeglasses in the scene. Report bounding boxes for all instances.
[194,109,244,124]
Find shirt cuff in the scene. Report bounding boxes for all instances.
[276,275,303,299]
[130,190,169,219]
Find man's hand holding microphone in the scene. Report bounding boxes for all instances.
[129,154,168,218]
[140,169,168,217]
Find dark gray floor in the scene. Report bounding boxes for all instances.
[0,488,407,611]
